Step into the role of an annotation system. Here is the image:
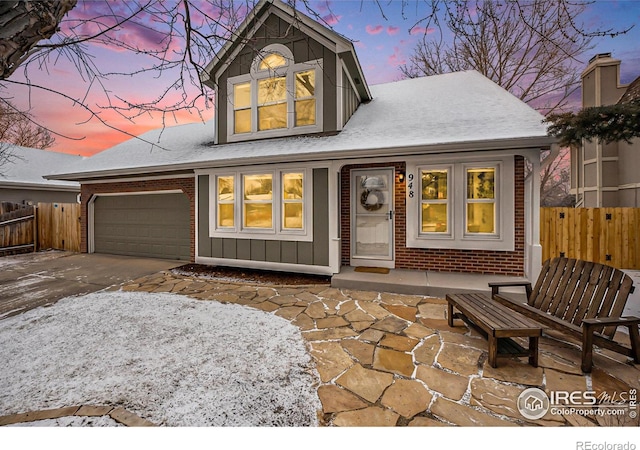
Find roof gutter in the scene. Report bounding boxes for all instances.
[45,135,556,182]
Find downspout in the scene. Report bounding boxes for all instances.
[524,148,543,282]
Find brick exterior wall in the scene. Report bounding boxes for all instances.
[80,177,196,262]
[341,157,526,276]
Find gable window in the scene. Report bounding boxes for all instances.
[406,157,513,251]
[227,44,323,141]
[208,165,312,241]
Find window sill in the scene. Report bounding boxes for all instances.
[406,235,514,251]
[211,230,313,242]
[227,124,323,143]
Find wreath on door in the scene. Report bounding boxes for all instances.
[360,189,384,211]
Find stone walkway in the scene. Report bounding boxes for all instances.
[0,405,155,427]
[115,271,639,427]
[2,270,638,427]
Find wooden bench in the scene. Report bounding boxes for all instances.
[490,257,640,373]
[445,293,543,368]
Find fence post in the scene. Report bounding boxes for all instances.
[33,205,38,252]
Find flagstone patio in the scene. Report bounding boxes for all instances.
[120,271,640,427]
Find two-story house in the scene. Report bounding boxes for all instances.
[48,0,554,280]
[570,53,640,207]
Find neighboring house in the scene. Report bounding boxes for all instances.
[0,144,81,204]
[47,0,553,279]
[571,53,640,207]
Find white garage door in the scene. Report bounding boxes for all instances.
[93,193,190,260]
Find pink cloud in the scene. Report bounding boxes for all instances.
[322,13,342,26]
[365,24,384,35]
[410,26,436,36]
[354,41,366,49]
[387,26,400,36]
[388,47,406,67]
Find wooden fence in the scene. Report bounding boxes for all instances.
[0,202,81,256]
[0,202,37,255]
[541,207,640,270]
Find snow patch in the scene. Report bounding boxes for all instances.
[0,291,321,426]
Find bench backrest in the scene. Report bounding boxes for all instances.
[529,257,635,339]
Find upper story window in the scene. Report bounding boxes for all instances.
[227,44,323,142]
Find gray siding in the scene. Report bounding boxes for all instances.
[216,14,338,143]
[342,68,360,127]
[198,168,330,266]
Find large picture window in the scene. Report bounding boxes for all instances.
[209,166,312,241]
[227,44,323,141]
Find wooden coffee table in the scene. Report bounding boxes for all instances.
[445,293,544,368]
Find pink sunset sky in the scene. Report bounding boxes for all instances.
[2,0,639,157]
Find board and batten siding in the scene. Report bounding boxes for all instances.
[198,168,329,267]
[216,14,338,143]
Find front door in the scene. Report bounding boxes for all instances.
[351,168,394,268]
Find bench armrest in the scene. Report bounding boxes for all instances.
[582,316,640,326]
[489,281,532,299]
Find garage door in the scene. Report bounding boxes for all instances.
[93,193,190,260]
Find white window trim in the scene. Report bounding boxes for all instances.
[226,44,323,142]
[406,157,514,251]
[207,166,313,242]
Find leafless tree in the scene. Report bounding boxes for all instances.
[0,0,633,159]
[0,98,56,175]
[399,0,628,205]
[400,0,602,114]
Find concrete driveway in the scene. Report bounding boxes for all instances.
[0,252,183,319]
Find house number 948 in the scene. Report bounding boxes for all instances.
[407,173,414,198]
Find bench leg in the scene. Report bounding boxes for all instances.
[447,302,454,328]
[582,323,595,373]
[488,335,498,368]
[529,336,539,367]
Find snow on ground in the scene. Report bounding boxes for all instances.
[0,291,321,427]
[7,416,122,427]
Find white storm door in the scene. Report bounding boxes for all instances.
[351,168,394,266]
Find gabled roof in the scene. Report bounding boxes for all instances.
[47,71,554,181]
[0,144,81,191]
[200,0,371,100]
